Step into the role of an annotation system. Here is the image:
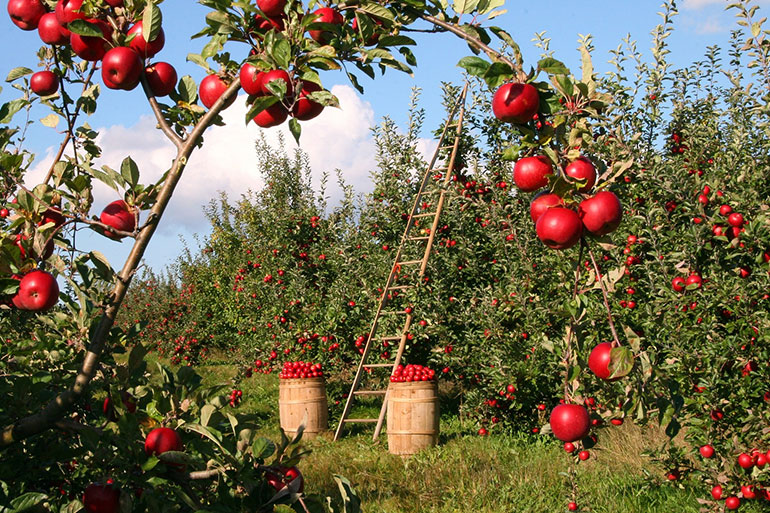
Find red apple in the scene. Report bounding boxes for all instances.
[105,0,123,6]
[14,233,54,261]
[100,200,136,238]
[127,21,165,59]
[240,63,264,95]
[587,342,621,381]
[265,466,304,493]
[725,496,740,510]
[260,69,293,97]
[83,483,120,513]
[549,404,590,442]
[719,204,732,216]
[491,82,539,124]
[352,15,382,46]
[513,155,553,192]
[7,0,45,30]
[102,47,143,90]
[699,444,715,458]
[564,157,597,192]
[535,207,583,250]
[144,427,183,456]
[40,207,65,228]
[55,0,85,25]
[291,81,324,120]
[685,274,702,289]
[530,193,564,223]
[578,191,622,236]
[199,74,235,110]
[253,103,288,128]
[30,71,59,96]
[307,7,343,44]
[144,62,177,97]
[727,212,744,227]
[671,276,685,292]
[70,19,112,61]
[738,453,754,469]
[257,0,286,17]
[37,12,70,45]
[253,13,284,32]
[12,270,59,311]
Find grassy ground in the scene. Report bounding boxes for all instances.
[193,357,756,513]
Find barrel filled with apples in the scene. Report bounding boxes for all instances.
[278,361,328,439]
[387,365,439,456]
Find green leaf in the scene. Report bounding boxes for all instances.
[9,492,48,512]
[377,35,416,46]
[67,19,104,37]
[120,157,140,187]
[244,96,279,124]
[538,57,569,75]
[143,1,163,42]
[608,346,634,379]
[271,38,292,70]
[200,404,216,427]
[289,117,301,145]
[0,99,27,124]
[90,251,115,280]
[359,4,395,22]
[333,475,362,513]
[252,437,276,459]
[5,67,33,82]
[453,0,480,14]
[483,62,515,88]
[128,343,148,374]
[40,114,60,128]
[178,75,198,104]
[456,56,490,77]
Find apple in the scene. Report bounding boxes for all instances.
[549,404,590,442]
[352,15,382,46]
[70,19,112,61]
[741,485,756,500]
[257,0,286,17]
[37,12,70,45]
[260,69,293,97]
[564,157,597,192]
[588,342,621,381]
[127,21,165,59]
[719,204,732,216]
[7,0,45,30]
[105,0,123,6]
[144,427,183,456]
[578,450,590,461]
[513,156,553,192]
[40,208,65,228]
[727,212,744,227]
[578,191,622,236]
[491,82,539,124]
[12,270,59,311]
[535,207,583,250]
[253,13,284,32]
[240,63,264,95]
[83,483,120,513]
[30,71,59,96]
[101,47,143,90]
[530,193,564,223]
[564,442,575,453]
[291,81,324,120]
[738,453,754,469]
[567,502,578,512]
[725,496,740,510]
[199,74,235,110]
[711,485,723,500]
[253,103,288,128]
[671,276,685,292]
[55,0,85,25]
[100,200,136,239]
[265,466,304,493]
[307,7,344,44]
[685,274,702,289]
[14,233,54,261]
[699,444,715,458]
[144,62,177,97]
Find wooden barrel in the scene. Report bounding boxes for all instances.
[387,381,439,455]
[278,378,328,439]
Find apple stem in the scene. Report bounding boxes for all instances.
[585,240,622,347]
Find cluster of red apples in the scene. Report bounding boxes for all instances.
[8,0,178,97]
[390,364,436,382]
[492,82,623,250]
[279,360,324,379]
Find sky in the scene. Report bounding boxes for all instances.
[1,0,766,274]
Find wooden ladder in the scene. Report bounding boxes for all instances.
[333,83,469,442]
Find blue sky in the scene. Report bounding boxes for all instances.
[0,0,763,273]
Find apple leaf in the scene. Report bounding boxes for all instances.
[244,96,278,124]
[264,78,287,99]
[483,62,514,88]
[457,56,490,78]
[346,71,364,94]
[289,118,301,145]
[332,475,362,513]
[8,492,48,512]
[538,57,570,75]
[454,0,480,15]
[252,437,276,460]
[270,38,292,70]
[67,19,104,37]
[143,1,163,42]
[0,278,19,296]
[0,99,27,124]
[120,157,140,187]
[90,251,115,281]
[5,67,33,82]
[608,346,634,380]
[377,35,416,47]
[177,75,198,104]
[39,114,59,128]
[360,3,395,23]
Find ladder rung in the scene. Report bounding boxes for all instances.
[380,310,408,315]
[413,212,437,218]
[398,260,423,265]
[343,418,379,423]
[354,390,387,396]
[440,145,455,150]
[407,236,430,241]
[378,336,403,341]
[431,167,448,172]
[387,285,413,291]
[363,363,393,368]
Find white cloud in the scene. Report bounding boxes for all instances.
[694,16,727,34]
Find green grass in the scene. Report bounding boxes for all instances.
[190,358,762,513]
